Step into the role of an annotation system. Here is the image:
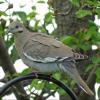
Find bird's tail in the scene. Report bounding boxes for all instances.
[60,61,94,95]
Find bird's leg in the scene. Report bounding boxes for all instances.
[48,73,53,79]
[27,71,52,78]
[27,71,41,78]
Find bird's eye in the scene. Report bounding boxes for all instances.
[15,25,19,28]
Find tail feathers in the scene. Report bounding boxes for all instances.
[60,62,94,95]
[76,74,94,95]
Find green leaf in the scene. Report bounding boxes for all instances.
[85,64,93,73]
[0,11,7,16]
[77,43,90,51]
[61,36,77,46]
[0,25,4,35]
[57,88,66,95]
[98,87,100,99]
[32,6,36,10]
[96,8,100,18]
[70,0,80,7]
[53,73,61,80]
[13,11,27,22]
[76,10,92,18]
[96,68,100,83]
[0,1,4,4]
[27,12,37,19]
[10,46,19,62]
[92,33,100,45]
[33,20,40,31]
[20,5,25,8]
[5,36,14,48]
[20,68,32,76]
[37,1,45,3]
[86,0,100,7]
[92,56,100,64]
[29,80,39,91]
[84,32,92,41]
[61,36,73,44]
[29,80,45,91]
[44,82,57,90]
[45,12,53,25]
[96,77,100,83]
[87,25,97,35]
[86,22,100,44]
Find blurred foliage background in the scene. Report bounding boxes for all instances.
[0,0,100,100]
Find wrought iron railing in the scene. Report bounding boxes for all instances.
[0,73,78,100]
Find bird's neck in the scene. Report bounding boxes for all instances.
[14,30,30,54]
[15,28,29,39]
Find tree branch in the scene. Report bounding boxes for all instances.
[0,36,30,100]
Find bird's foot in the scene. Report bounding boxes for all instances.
[27,71,40,78]
[27,72,53,79]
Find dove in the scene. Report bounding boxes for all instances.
[7,21,94,95]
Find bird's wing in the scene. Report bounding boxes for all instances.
[22,33,74,63]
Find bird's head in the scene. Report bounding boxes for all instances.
[7,21,24,34]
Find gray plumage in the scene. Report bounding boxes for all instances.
[7,21,94,95]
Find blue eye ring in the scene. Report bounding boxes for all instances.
[15,25,19,28]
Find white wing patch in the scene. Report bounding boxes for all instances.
[23,52,69,63]
[23,52,57,63]
[44,57,57,62]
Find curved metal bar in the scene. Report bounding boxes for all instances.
[0,73,78,100]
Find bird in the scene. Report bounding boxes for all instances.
[7,21,94,95]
